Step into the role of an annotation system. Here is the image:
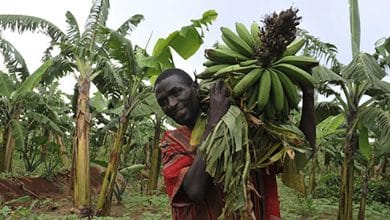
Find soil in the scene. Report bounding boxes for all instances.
[0,166,126,217]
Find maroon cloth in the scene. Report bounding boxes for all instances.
[160,126,224,220]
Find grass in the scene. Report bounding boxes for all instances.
[279,179,390,220]
[1,176,389,219]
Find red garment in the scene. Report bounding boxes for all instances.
[160,126,223,220]
[160,126,280,220]
[262,167,281,220]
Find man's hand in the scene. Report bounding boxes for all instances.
[207,79,230,127]
[183,79,230,203]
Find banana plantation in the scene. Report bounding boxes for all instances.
[0,0,389,219]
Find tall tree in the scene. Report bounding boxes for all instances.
[0,0,113,213]
[299,1,389,218]
[0,56,51,172]
[312,2,390,215]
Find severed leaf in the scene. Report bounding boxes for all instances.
[281,157,306,194]
[190,115,207,146]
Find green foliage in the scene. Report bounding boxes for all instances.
[123,190,171,219]
[349,0,361,57]
[312,171,390,205]
[11,59,52,102]
[373,37,390,70]
[139,10,218,83]
[298,29,341,68]
[0,36,29,80]
[279,175,390,219]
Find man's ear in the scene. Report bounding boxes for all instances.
[191,81,199,92]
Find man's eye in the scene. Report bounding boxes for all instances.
[158,99,167,107]
[172,88,182,96]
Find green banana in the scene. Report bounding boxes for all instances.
[222,35,241,53]
[269,69,285,113]
[205,48,249,64]
[235,22,255,49]
[215,64,259,78]
[246,83,259,110]
[282,37,305,56]
[221,27,254,57]
[272,68,300,109]
[273,55,319,69]
[257,69,272,111]
[203,60,218,67]
[233,68,263,97]
[216,43,230,50]
[281,95,290,119]
[240,59,258,66]
[250,22,261,48]
[273,63,315,87]
[265,100,276,119]
[197,64,231,79]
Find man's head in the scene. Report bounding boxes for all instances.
[154,68,200,128]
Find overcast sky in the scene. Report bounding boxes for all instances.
[1,0,389,94]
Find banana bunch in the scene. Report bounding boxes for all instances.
[198,22,318,120]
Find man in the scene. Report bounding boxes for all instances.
[154,68,229,219]
[154,68,315,219]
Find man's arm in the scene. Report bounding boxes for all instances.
[299,84,316,150]
[182,80,230,203]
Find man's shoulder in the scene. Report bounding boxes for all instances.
[160,126,193,152]
[163,126,191,138]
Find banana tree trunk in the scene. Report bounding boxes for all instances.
[96,115,129,216]
[338,111,357,220]
[57,135,68,167]
[147,119,162,194]
[358,155,373,220]
[358,169,368,220]
[2,128,15,172]
[41,129,51,162]
[308,157,318,196]
[72,77,91,210]
[0,131,6,171]
[1,109,22,172]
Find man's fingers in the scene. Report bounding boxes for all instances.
[216,79,223,90]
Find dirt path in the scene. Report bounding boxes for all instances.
[0,166,104,208]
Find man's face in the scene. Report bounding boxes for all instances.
[155,74,200,127]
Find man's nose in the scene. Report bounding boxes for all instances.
[167,97,178,111]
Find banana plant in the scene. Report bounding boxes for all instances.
[310,1,390,219]
[137,9,218,83]
[313,53,390,219]
[0,0,141,211]
[130,93,166,194]
[0,60,51,172]
[307,113,344,195]
[21,82,73,171]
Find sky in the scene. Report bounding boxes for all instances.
[1,0,389,94]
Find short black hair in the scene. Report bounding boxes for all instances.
[154,68,194,90]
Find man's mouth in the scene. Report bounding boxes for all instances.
[175,108,186,118]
